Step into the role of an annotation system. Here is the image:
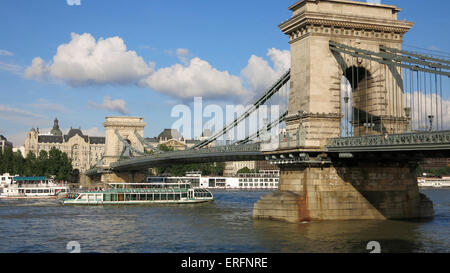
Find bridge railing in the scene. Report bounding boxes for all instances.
[327,130,450,149]
[115,143,262,162]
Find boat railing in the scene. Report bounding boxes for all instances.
[12,183,68,188]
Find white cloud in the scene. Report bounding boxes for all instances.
[140,57,251,101]
[25,32,153,87]
[28,99,70,113]
[0,104,47,126]
[405,92,450,130]
[0,61,24,75]
[23,32,291,102]
[0,49,13,56]
[82,127,104,137]
[241,48,290,94]
[88,96,129,115]
[176,48,189,65]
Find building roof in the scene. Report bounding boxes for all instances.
[186,139,201,144]
[38,135,63,143]
[89,137,105,144]
[158,129,183,140]
[145,137,159,143]
[50,118,63,136]
[14,176,47,181]
[64,128,88,142]
[0,135,7,141]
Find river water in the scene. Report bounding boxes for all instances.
[0,189,448,253]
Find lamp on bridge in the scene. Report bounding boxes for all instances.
[363,122,375,136]
[404,107,411,132]
[428,115,434,132]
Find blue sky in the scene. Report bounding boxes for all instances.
[1,0,449,146]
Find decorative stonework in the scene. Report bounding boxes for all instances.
[102,117,146,166]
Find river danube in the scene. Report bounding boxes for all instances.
[0,189,448,253]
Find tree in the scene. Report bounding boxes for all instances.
[37,150,49,176]
[12,150,25,175]
[237,167,252,174]
[158,144,174,152]
[24,152,37,176]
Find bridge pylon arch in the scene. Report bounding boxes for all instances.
[280,0,413,146]
[102,116,146,166]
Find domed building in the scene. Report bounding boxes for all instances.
[24,118,105,173]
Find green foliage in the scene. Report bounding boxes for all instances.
[158,144,175,152]
[237,167,259,174]
[0,147,73,181]
[417,165,450,177]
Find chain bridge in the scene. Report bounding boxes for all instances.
[85,0,450,223]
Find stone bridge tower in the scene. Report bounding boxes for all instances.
[281,0,413,147]
[102,116,146,166]
[253,0,434,222]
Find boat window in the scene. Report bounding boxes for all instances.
[168,193,174,200]
[32,189,37,193]
[139,194,146,201]
[160,194,167,200]
[131,194,137,201]
[154,194,160,200]
[147,194,153,201]
[103,194,111,202]
[26,190,31,193]
[118,194,124,201]
[181,193,187,198]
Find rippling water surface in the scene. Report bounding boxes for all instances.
[0,189,448,253]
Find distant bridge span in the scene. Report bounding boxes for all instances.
[85,130,450,175]
[107,143,265,172]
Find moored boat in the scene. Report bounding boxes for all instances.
[0,176,70,199]
[61,180,213,205]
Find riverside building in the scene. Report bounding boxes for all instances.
[24,118,105,173]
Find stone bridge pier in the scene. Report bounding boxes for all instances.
[254,153,434,222]
[253,0,434,222]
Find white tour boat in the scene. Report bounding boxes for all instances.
[61,179,213,205]
[150,170,280,190]
[418,177,450,188]
[0,176,70,199]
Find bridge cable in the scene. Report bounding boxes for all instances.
[235,111,288,145]
[114,130,146,158]
[190,69,291,149]
[133,130,162,154]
